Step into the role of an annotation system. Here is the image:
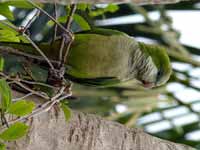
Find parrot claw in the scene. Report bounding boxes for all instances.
[47,66,65,87]
[62,32,74,44]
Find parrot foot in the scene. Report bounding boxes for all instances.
[62,32,74,44]
[47,66,65,87]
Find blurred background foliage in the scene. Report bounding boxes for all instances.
[0,0,200,149]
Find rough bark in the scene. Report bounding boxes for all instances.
[3,91,195,150]
[0,0,190,5]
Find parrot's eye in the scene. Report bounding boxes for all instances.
[157,70,162,81]
[157,71,162,77]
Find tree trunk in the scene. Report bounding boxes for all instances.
[5,91,195,150]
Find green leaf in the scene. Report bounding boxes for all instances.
[0,79,12,112]
[0,29,20,42]
[105,4,119,13]
[0,21,20,42]
[18,35,30,43]
[0,20,18,33]
[0,3,14,20]
[47,16,66,27]
[0,57,4,71]
[89,4,119,17]
[0,122,28,141]
[47,14,90,30]
[7,100,35,116]
[74,14,91,30]
[4,1,34,9]
[61,102,71,122]
[0,143,6,150]
[77,4,89,11]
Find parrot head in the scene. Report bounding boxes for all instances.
[136,42,172,88]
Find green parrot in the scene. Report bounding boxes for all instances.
[0,28,172,88]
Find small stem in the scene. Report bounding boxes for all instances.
[0,72,49,100]
[12,93,33,102]
[65,4,77,30]
[14,81,49,99]
[60,4,76,65]
[20,79,55,89]
[4,91,72,128]
[0,71,72,129]
[62,38,74,65]
[51,86,66,101]
[27,0,73,39]
[0,20,55,70]
[0,20,18,31]
[0,110,9,128]
[0,46,59,65]
[52,2,58,43]
[23,34,55,70]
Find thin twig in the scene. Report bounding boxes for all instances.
[0,72,10,78]
[0,20,55,70]
[6,90,72,127]
[13,81,49,99]
[27,0,73,39]
[0,72,50,100]
[0,46,59,65]
[12,93,34,102]
[65,4,77,30]
[0,2,75,130]
[51,86,66,101]
[0,21,19,31]
[20,79,55,89]
[23,34,55,70]
[59,4,76,65]
[52,1,58,43]
[0,70,72,129]
[0,110,9,128]
[6,101,52,126]
[62,4,76,64]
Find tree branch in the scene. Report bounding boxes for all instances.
[4,90,195,150]
[1,0,190,5]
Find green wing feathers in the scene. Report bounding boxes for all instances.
[75,28,128,36]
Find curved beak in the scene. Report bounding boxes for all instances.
[141,80,155,88]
